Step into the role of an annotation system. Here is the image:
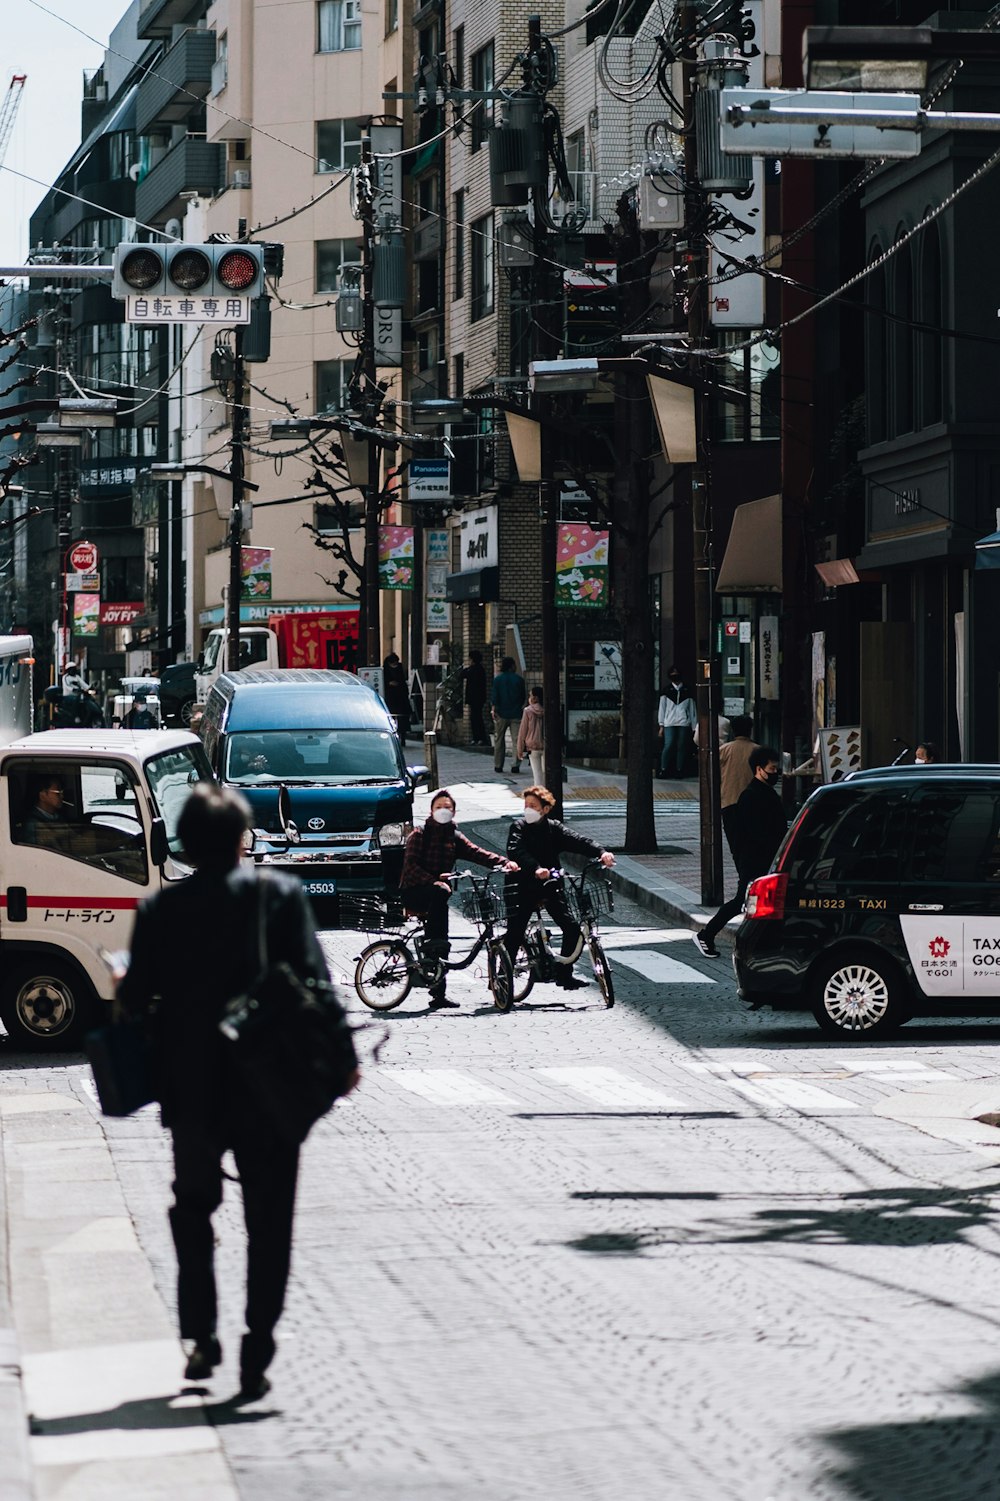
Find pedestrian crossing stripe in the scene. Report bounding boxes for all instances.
[538,1066,686,1109]
[613,949,716,986]
[373,1065,859,1115]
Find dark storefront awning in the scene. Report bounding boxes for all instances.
[446,567,499,602]
[715,494,782,593]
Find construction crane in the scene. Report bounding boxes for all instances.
[0,74,26,170]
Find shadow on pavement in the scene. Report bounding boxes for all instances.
[563,1181,1000,1255]
[29,1392,277,1437]
[817,1369,1000,1501]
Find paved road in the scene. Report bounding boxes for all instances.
[8,880,1000,1497]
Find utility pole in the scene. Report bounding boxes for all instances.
[359,129,381,669]
[683,0,724,905]
[226,324,246,673]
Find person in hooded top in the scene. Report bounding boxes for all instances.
[398,788,517,1009]
[516,685,545,785]
[504,786,616,991]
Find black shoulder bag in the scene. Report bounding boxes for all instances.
[219,877,359,1146]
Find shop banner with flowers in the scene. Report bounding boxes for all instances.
[240,546,273,601]
[556,525,610,609]
[73,593,101,637]
[378,525,414,590]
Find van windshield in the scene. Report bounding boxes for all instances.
[145,743,214,854]
[225,729,401,784]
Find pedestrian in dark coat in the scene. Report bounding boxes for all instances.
[692,745,786,958]
[504,785,615,989]
[119,783,358,1399]
[382,652,410,744]
[463,650,489,745]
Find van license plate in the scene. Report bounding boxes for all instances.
[302,878,338,896]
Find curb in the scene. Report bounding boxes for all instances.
[463,818,704,930]
[0,1108,34,1501]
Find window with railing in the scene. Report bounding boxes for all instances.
[470,42,494,152]
[316,237,362,292]
[315,357,356,414]
[470,213,494,320]
[318,0,362,51]
[316,118,363,172]
[211,32,228,93]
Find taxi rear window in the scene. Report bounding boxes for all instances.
[781,790,909,885]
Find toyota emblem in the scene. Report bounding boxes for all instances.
[307,816,326,831]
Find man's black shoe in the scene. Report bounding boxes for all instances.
[183,1336,222,1381]
[236,1372,272,1403]
[428,995,459,1010]
[554,973,588,990]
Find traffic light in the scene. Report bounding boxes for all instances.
[111,242,265,303]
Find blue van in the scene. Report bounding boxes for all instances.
[199,669,425,920]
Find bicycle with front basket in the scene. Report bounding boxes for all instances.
[351,870,515,1013]
[510,858,615,1009]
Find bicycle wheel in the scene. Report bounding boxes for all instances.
[487,939,515,1013]
[354,940,413,1010]
[588,935,615,1008]
[512,941,535,1004]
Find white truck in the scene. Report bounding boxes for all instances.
[0,729,212,1050]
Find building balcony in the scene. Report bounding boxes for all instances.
[135,29,216,134]
[138,0,210,40]
[135,135,224,228]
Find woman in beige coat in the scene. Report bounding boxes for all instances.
[517,686,545,785]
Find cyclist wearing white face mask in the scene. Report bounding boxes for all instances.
[399,789,517,1009]
[504,786,615,990]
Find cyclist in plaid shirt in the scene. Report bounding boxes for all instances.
[399,788,517,1009]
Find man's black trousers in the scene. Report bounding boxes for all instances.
[169,1116,299,1354]
[399,883,450,943]
[504,882,581,964]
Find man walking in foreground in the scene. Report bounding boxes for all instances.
[692,745,786,958]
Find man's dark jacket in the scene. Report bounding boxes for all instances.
[120,867,352,1128]
[506,816,602,882]
[729,778,787,881]
[491,669,526,719]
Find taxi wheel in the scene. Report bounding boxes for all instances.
[811,953,904,1040]
[0,961,97,1051]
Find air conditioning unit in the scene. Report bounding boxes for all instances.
[230,168,251,188]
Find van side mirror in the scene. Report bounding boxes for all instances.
[407,764,431,789]
[150,817,169,868]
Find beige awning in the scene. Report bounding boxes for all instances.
[504,411,542,483]
[647,374,697,464]
[715,494,782,593]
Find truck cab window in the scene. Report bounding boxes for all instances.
[10,761,148,884]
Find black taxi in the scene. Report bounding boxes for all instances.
[733,765,1000,1039]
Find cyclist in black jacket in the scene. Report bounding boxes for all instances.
[505,785,615,989]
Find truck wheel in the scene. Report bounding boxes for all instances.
[179,698,197,726]
[1,960,98,1050]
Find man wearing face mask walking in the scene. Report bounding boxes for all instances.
[692,746,786,959]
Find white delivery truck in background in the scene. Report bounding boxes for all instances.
[0,635,34,744]
[0,728,212,1049]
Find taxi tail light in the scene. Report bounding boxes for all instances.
[745,872,787,920]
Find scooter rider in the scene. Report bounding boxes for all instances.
[505,786,615,990]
